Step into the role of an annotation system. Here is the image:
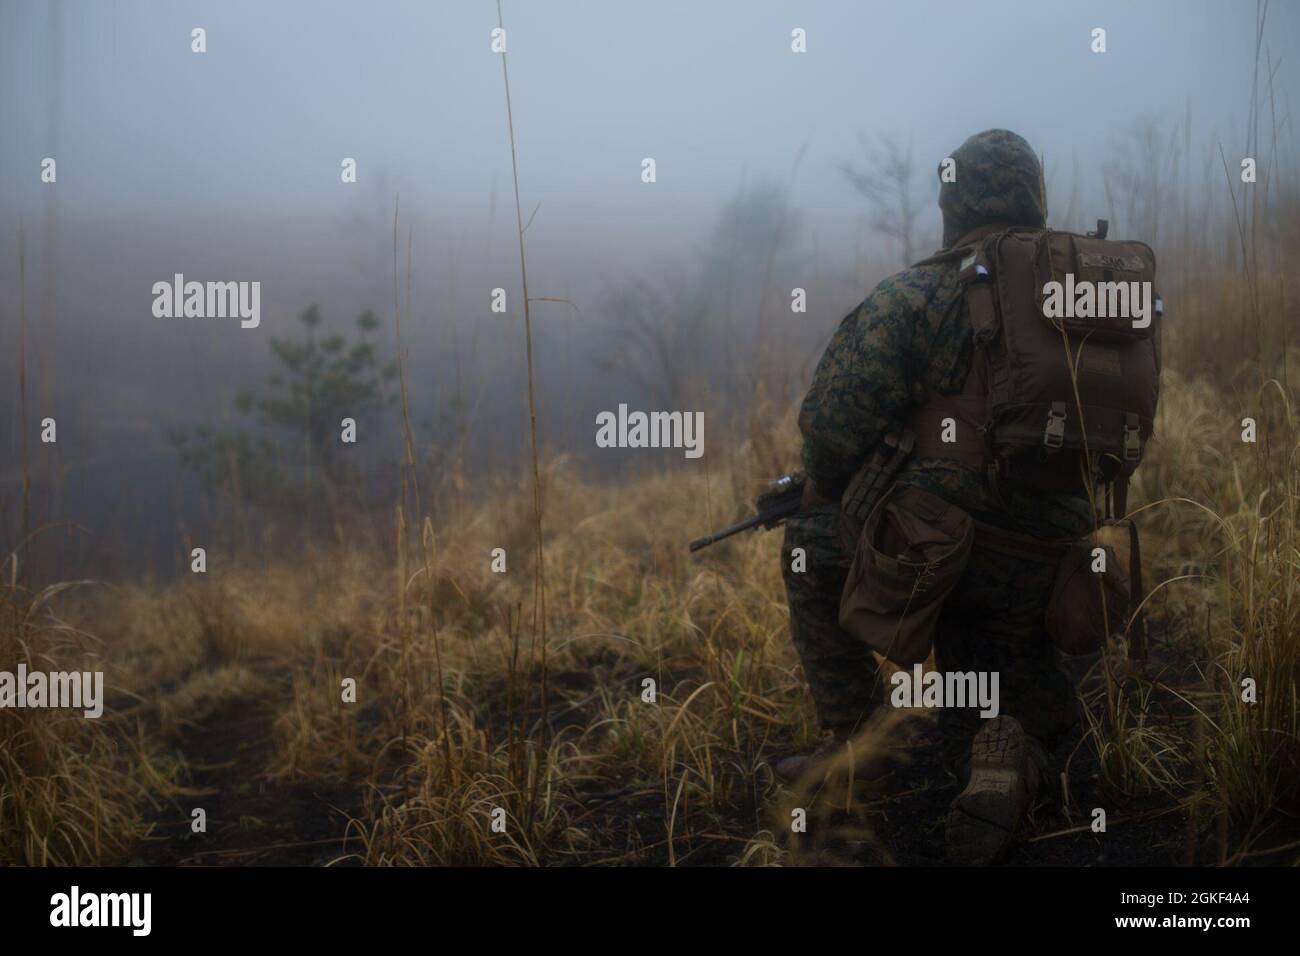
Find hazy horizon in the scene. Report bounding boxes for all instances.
[2,0,1297,577]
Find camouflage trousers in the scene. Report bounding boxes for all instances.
[781,503,1078,749]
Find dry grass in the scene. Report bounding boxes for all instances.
[0,560,156,865]
[3,11,1296,861]
[5,341,1293,865]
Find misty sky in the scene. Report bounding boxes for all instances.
[3,0,1296,233]
[1,0,1297,579]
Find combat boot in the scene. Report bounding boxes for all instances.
[945,715,1042,865]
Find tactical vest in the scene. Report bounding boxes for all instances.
[909,221,1161,516]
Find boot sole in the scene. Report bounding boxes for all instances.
[946,717,1029,865]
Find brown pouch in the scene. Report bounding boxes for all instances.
[838,484,974,666]
[838,431,915,553]
[1044,525,1131,655]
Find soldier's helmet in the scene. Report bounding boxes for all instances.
[938,129,1047,248]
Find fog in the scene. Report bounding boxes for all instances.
[1,0,1297,577]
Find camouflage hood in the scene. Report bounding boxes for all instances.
[938,129,1047,248]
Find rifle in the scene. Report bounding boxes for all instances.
[688,472,805,552]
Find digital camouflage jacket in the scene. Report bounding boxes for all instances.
[797,129,1093,537]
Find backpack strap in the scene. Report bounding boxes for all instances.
[908,226,1005,469]
[907,229,1005,475]
[1111,474,1148,661]
[910,222,1014,267]
[1126,517,1148,660]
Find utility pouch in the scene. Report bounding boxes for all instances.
[839,430,915,552]
[838,483,974,666]
[1044,524,1132,655]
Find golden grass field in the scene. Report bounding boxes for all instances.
[3,40,1298,859]
[3,307,1298,865]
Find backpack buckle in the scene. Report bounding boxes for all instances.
[1044,403,1067,450]
[1123,414,1141,461]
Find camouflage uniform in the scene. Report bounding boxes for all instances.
[783,130,1092,748]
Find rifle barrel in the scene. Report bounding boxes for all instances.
[688,514,763,552]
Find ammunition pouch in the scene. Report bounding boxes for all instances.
[1044,523,1133,656]
[964,517,1137,657]
[839,430,915,552]
[838,484,974,666]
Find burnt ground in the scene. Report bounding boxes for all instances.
[123,652,1300,867]
[129,699,368,866]
[814,717,1199,867]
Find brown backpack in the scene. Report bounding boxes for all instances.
[895,220,1162,659]
[912,220,1162,510]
